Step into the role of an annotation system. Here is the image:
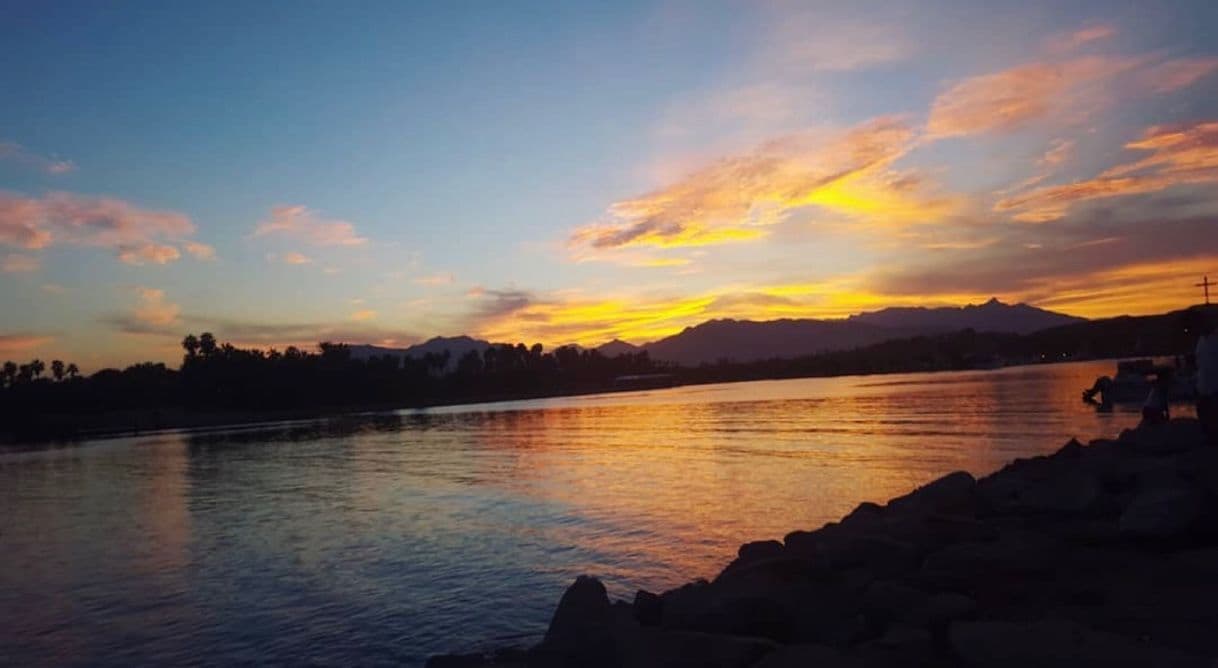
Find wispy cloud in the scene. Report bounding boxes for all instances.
[413,273,455,286]
[568,118,951,255]
[1,253,39,273]
[0,141,76,175]
[266,251,314,265]
[995,121,1218,221]
[350,309,377,322]
[253,205,367,247]
[0,191,207,266]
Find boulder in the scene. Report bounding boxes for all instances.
[949,619,1207,667]
[921,531,1056,586]
[621,629,777,668]
[544,575,611,643]
[1119,419,1205,455]
[536,575,617,665]
[752,643,862,668]
[739,539,784,560]
[1177,448,1218,496]
[861,580,927,626]
[633,590,663,627]
[888,471,977,516]
[1118,486,1203,539]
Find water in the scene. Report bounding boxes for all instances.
[0,360,1191,666]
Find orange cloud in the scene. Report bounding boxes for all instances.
[1046,24,1117,52]
[350,309,378,322]
[253,205,367,247]
[569,118,952,255]
[927,57,1139,138]
[267,251,313,265]
[1,253,39,273]
[995,121,1218,221]
[0,191,203,265]
[0,334,53,356]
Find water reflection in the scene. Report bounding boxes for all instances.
[0,360,1188,666]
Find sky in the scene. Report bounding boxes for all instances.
[2,0,1217,370]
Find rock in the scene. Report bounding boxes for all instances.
[861,581,927,626]
[783,529,820,556]
[889,471,977,516]
[979,463,1102,515]
[921,531,1056,587]
[1118,486,1203,539]
[738,539,784,562]
[871,623,933,654]
[949,619,1207,667]
[544,575,611,643]
[752,643,862,668]
[424,654,492,668]
[912,592,977,627]
[537,575,617,665]
[633,590,663,627]
[1177,447,1218,496]
[621,629,777,668]
[1119,419,1205,455]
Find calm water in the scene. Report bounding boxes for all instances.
[0,360,1190,666]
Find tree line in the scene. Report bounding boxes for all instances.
[0,333,665,442]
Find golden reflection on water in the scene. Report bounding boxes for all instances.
[0,360,1193,665]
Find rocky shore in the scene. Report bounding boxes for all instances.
[429,418,1218,667]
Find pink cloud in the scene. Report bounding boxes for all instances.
[0,191,205,265]
[183,241,216,260]
[0,334,53,355]
[118,243,181,266]
[253,205,367,247]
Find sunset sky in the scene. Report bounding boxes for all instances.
[3,0,1217,369]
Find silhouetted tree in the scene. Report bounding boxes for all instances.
[51,360,65,382]
[66,363,79,379]
[182,334,200,359]
[198,332,217,357]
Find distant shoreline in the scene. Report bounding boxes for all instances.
[0,355,1131,449]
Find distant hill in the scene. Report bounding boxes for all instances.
[346,299,1086,368]
[348,335,491,372]
[641,318,915,366]
[847,298,1085,334]
[595,339,641,357]
[638,298,1084,366]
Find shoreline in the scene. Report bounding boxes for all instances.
[2,356,1122,448]
[429,418,1218,667]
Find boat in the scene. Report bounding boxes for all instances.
[1082,358,1196,406]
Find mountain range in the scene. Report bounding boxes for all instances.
[348,299,1085,368]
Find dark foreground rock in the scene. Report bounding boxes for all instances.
[428,418,1218,667]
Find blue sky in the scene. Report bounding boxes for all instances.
[2,0,1217,369]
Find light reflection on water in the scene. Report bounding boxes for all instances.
[0,360,1188,666]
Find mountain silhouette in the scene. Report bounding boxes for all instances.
[347,299,1084,367]
[348,336,491,371]
[636,299,1084,365]
[594,339,641,357]
[846,297,1085,334]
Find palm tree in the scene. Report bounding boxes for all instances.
[51,360,65,381]
[2,361,16,387]
[29,359,45,380]
[198,332,217,357]
[66,363,79,379]
[182,334,200,358]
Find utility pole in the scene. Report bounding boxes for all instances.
[1197,275,1212,306]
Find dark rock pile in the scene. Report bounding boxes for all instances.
[429,419,1218,667]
